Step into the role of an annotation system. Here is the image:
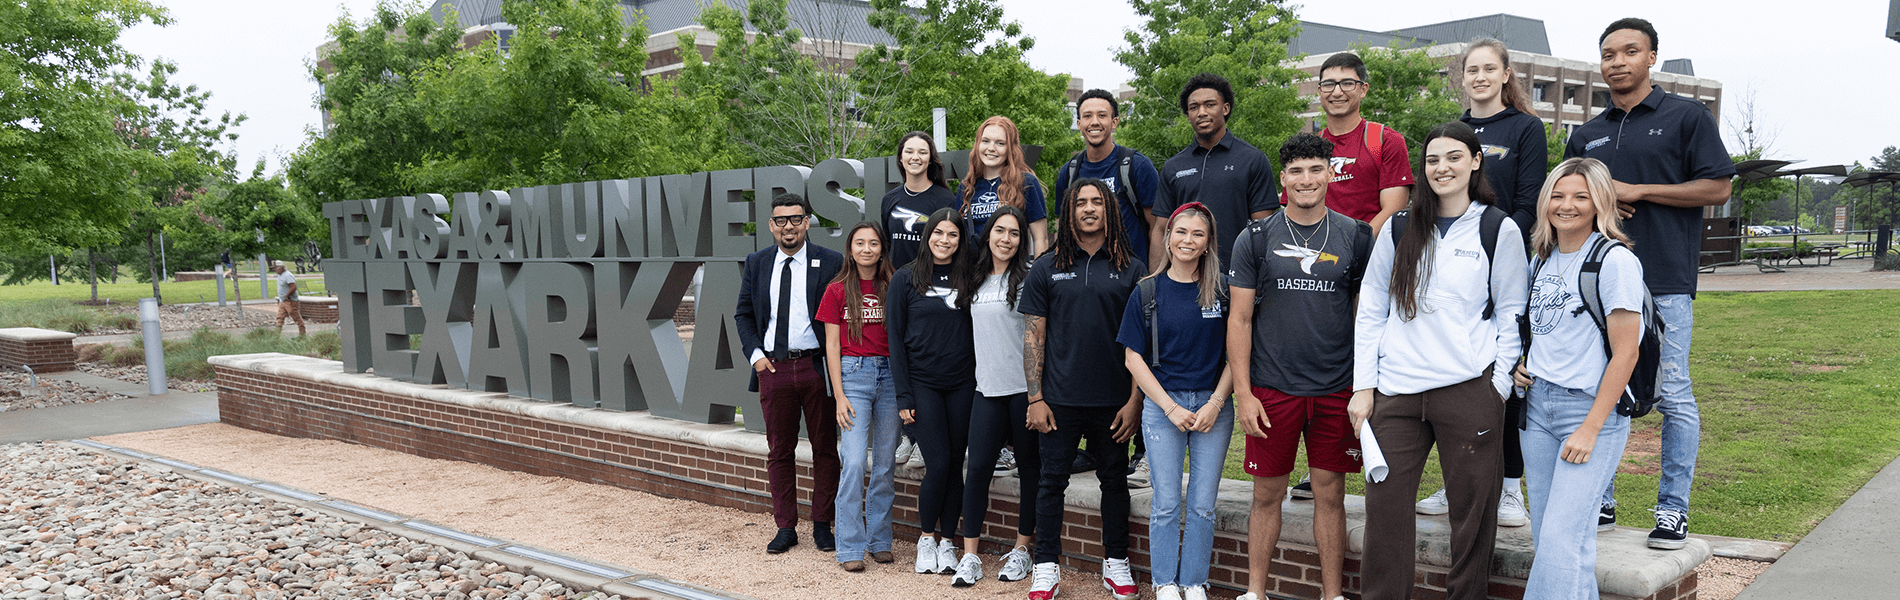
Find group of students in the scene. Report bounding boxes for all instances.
[735,16,1731,600]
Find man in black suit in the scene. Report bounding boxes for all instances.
[735,192,846,554]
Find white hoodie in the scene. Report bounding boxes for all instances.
[1354,201,1529,399]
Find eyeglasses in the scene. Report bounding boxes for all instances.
[1318,79,1366,93]
[770,215,809,227]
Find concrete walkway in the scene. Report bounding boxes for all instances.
[1697,260,1900,292]
[0,371,218,444]
[1733,453,1900,600]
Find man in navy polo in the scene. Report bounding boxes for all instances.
[1564,17,1734,551]
[1154,73,1279,267]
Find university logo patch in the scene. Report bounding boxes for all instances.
[1584,136,1612,152]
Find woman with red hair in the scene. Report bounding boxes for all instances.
[960,115,1049,257]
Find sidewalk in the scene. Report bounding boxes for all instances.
[0,371,217,444]
[1697,260,1900,292]
[1733,453,1900,600]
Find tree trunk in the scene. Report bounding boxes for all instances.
[88,249,99,302]
[146,233,163,305]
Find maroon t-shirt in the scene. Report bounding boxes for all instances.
[815,279,890,357]
[1320,120,1415,223]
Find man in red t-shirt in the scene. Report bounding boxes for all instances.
[1315,52,1413,235]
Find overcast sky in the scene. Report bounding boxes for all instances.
[119,0,1900,175]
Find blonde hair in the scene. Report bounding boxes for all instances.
[1531,157,1630,259]
[1142,206,1223,309]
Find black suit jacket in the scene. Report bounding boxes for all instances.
[734,242,845,392]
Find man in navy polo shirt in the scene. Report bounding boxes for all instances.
[1154,73,1279,267]
[1564,17,1734,551]
[1020,178,1147,600]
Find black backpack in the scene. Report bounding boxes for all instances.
[1387,205,1510,320]
[1573,237,1667,418]
[1137,275,1228,368]
[1064,146,1142,217]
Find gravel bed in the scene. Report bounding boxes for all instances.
[83,303,266,336]
[0,443,627,600]
[72,364,217,394]
[0,373,129,413]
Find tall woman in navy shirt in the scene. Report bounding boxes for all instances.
[960,115,1049,256]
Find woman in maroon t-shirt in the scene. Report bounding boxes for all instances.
[820,222,898,572]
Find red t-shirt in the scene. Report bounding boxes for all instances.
[1319,120,1415,223]
[815,279,890,357]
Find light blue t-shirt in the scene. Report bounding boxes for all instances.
[1527,232,1646,395]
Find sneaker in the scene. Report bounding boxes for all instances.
[1498,485,1530,527]
[1235,594,1261,600]
[995,447,1017,477]
[895,437,915,464]
[936,537,959,574]
[1101,557,1138,600]
[1071,450,1098,473]
[1183,586,1209,600]
[914,535,938,574]
[1126,457,1151,489]
[1028,562,1061,600]
[1290,474,1314,499]
[951,554,984,587]
[1415,488,1450,515]
[998,545,1033,582]
[1153,584,1183,600]
[1648,509,1689,550]
[1597,504,1617,532]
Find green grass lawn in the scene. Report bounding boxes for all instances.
[1211,290,1900,543]
[0,274,328,304]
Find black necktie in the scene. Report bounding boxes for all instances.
[775,256,793,360]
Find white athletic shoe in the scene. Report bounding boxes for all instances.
[1126,457,1151,489]
[951,554,984,587]
[936,537,958,575]
[1153,584,1183,600]
[895,438,915,465]
[998,545,1034,582]
[1028,562,1061,600]
[995,447,1017,477]
[1183,585,1210,600]
[1101,557,1138,600]
[914,535,938,574]
[1416,488,1450,515]
[1498,484,1531,527]
[1235,593,1262,600]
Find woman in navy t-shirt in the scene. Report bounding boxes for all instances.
[880,131,960,269]
[1115,202,1234,599]
[960,115,1048,257]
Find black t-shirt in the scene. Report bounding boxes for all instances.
[887,263,975,409]
[1018,247,1146,407]
[1228,210,1371,395]
[1463,107,1548,245]
[1565,85,1735,296]
[1154,131,1279,267]
[879,184,960,269]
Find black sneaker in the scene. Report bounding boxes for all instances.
[1290,474,1314,500]
[1597,504,1617,532]
[1070,449,1098,473]
[1647,509,1688,550]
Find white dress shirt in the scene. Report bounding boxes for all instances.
[751,243,820,364]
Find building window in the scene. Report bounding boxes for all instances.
[1564,86,1580,105]
[1532,83,1548,103]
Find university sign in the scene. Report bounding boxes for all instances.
[319,149,1027,431]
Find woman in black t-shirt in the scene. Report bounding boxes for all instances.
[880,132,959,269]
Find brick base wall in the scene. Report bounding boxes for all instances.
[0,328,77,373]
[210,354,1700,600]
[297,298,339,324]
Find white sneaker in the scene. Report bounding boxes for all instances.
[1235,594,1261,600]
[914,535,938,574]
[1498,484,1530,527]
[936,537,958,575]
[1153,584,1183,600]
[1028,562,1061,600]
[1126,457,1151,489]
[1101,557,1138,600]
[951,554,984,587]
[895,437,915,464]
[998,545,1033,582]
[1183,586,1209,600]
[995,447,1017,477]
[1416,488,1450,515]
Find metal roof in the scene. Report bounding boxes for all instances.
[1290,13,1551,56]
[429,0,892,45]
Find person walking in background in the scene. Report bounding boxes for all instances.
[1351,122,1528,600]
[734,193,846,555]
[951,204,1039,587]
[821,222,900,573]
[1518,158,1643,599]
[887,208,979,577]
[960,116,1049,257]
[272,261,306,337]
[1565,18,1734,548]
[1117,202,1233,600]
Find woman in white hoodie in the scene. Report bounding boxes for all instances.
[1348,121,1529,600]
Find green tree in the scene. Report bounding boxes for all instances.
[0,0,167,255]
[195,163,320,263]
[1353,41,1462,150]
[112,58,246,304]
[1546,123,1568,173]
[1113,0,1307,168]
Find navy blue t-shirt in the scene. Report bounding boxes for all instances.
[1565,85,1735,296]
[1463,107,1548,245]
[1053,146,1161,262]
[1115,275,1226,391]
[1018,247,1146,407]
[1155,131,1279,267]
[962,173,1048,245]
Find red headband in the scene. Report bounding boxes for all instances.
[1169,201,1210,222]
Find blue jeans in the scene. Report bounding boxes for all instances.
[1601,293,1698,514]
[834,356,900,562]
[1141,390,1234,587]
[1523,379,1629,600]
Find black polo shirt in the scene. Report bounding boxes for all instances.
[1565,85,1734,296]
[1018,246,1146,408]
[1154,130,1278,266]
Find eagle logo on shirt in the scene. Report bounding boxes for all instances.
[1329,156,1357,172]
[1274,244,1340,275]
[891,205,930,231]
[1482,144,1510,160]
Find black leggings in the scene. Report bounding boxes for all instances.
[912,383,975,537]
[1504,394,1525,478]
[961,393,1039,539]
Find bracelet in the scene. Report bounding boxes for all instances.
[1027,399,1044,406]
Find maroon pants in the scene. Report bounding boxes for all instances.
[759,356,839,529]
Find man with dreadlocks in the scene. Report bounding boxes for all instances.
[1018,178,1147,600]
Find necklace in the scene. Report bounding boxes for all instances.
[1285,211,1331,251]
[1547,236,1586,287]
[903,181,927,197]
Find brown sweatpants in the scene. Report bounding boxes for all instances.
[1362,367,1504,600]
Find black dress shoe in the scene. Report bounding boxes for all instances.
[766,527,799,554]
[813,522,836,552]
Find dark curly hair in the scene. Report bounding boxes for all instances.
[1178,73,1235,116]
[1077,88,1118,118]
[1600,17,1658,52]
[1279,133,1336,167]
